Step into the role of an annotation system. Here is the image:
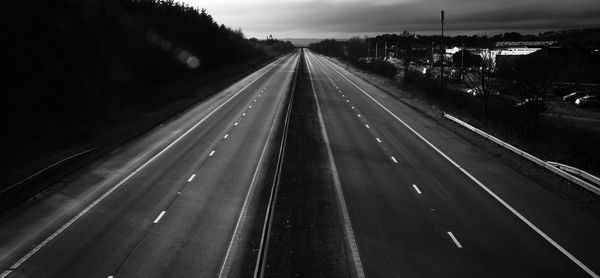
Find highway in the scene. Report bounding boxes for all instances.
[0,51,300,278]
[2,47,600,278]
[304,50,600,278]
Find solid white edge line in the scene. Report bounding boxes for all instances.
[447,231,463,248]
[0,54,292,278]
[188,174,196,182]
[305,53,366,278]
[218,52,300,278]
[412,184,422,194]
[153,211,166,224]
[316,52,600,278]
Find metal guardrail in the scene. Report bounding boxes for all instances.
[546,161,600,187]
[443,112,600,196]
[0,147,99,195]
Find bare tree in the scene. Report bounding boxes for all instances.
[464,49,497,126]
[513,53,562,136]
[398,31,414,80]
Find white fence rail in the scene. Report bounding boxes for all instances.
[546,161,600,187]
[443,112,600,196]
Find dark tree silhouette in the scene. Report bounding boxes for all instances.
[1,0,293,169]
[513,52,563,136]
[463,50,498,126]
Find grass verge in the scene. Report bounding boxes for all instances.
[264,54,351,276]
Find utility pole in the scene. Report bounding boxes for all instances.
[440,10,445,86]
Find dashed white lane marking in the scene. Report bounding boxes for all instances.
[357,114,361,118]
[249,105,252,109]
[154,211,166,224]
[346,99,349,103]
[188,174,196,182]
[0,54,289,278]
[305,54,365,278]
[209,150,215,156]
[352,106,355,109]
[108,276,114,278]
[365,124,370,129]
[376,138,381,143]
[224,134,229,139]
[243,113,246,116]
[234,122,238,126]
[447,232,463,248]
[391,156,398,163]
[254,99,257,102]
[412,184,422,194]
[323,57,600,278]
[218,54,294,277]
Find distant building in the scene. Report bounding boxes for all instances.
[495,41,557,48]
[445,47,461,55]
[495,48,543,77]
[452,49,483,68]
[515,41,600,83]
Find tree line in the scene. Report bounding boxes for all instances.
[1,0,294,148]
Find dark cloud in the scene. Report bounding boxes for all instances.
[185,0,600,38]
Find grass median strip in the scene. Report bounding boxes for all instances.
[264,53,351,277]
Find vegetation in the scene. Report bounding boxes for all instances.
[463,49,498,126]
[310,29,600,176]
[1,0,294,186]
[309,38,397,79]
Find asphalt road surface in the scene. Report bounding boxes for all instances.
[0,51,300,278]
[304,50,600,278]
[2,48,600,278]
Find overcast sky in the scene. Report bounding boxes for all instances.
[180,0,600,39]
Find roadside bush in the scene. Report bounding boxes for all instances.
[352,59,397,80]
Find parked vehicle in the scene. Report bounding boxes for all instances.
[466,86,499,96]
[575,95,600,107]
[563,91,591,102]
[515,97,546,110]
